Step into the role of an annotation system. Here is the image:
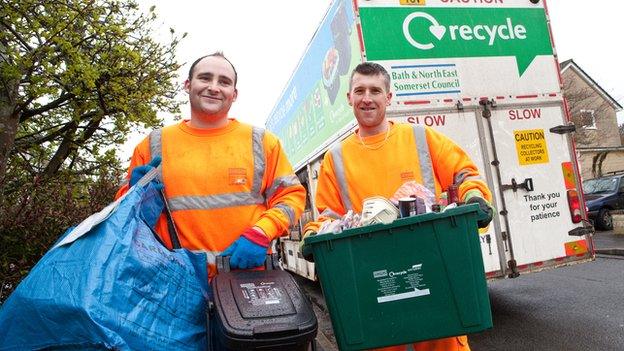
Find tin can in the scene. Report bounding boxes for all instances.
[447,185,459,204]
[413,196,426,214]
[431,203,441,213]
[398,197,417,218]
[399,196,425,217]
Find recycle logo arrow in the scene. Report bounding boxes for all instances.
[361,7,554,76]
[402,12,446,50]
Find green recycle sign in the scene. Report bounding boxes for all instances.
[360,7,553,76]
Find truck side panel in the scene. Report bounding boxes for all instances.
[388,110,506,275]
[266,0,362,170]
[267,0,593,280]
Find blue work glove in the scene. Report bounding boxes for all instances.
[141,181,165,229]
[221,228,270,269]
[131,157,164,228]
[466,196,494,228]
[130,156,162,187]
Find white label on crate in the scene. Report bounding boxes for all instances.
[239,282,283,306]
[373,270,388,278]
[377,288,431,303]
[374,263,430,303]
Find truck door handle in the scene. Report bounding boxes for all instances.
[501,178,534,192]
[549,123,576,135]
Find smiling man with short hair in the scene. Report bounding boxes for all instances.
[118,52,305,278]
[304,61,493,351]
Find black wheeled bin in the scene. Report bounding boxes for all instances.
[209,254,318,350]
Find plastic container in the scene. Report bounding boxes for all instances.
[304,204,492,350]
[209,255,318,350]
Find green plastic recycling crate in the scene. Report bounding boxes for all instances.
[304,204,492,350]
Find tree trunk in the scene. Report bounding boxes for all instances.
[41,122,78,179]
[0,82,19,184]
[40,114,103,179]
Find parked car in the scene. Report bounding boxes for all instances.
[582,174,624,230]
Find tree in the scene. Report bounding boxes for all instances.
[0,0,185,302]
[0,0,184,189]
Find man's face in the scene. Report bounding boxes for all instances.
[347,73,392,134]
[184,56,238,122]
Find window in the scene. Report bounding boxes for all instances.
[618,177,624,193]
[579,109,596,129]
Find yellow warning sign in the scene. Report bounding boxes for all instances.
[514,129,549,165]
[400,0,426,5]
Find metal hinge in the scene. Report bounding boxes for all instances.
[501,177,534,192]
[479,98,496,118]
[507,259,520,278]
[550,123,576,135]
[568,226,594,237]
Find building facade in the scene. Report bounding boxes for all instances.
[560,59,623,180]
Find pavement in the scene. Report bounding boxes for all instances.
[301,229,624,350]
[592,228,624,256]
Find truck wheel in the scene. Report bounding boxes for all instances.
[596,209,613,231]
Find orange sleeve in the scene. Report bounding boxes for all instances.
[303,149,346,234]
[114,137,151,199]
[253,133,306,240]
[425,127,492,202]
[315,150,348,216]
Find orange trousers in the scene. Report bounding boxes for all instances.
[373,335,469,351]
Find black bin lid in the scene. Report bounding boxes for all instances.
[212,269,317,342]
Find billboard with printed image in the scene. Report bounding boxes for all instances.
[265,0,360,169]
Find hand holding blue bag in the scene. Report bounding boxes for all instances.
[0,171,209,350]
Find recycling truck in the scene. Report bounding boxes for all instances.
[266,0,594,281]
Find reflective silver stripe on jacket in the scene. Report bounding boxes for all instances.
[149,129,163,181]
[328,143,353,211]
[251,127,265,196]
[454,169,485,186]
[275,203,296,226]
[320,208,342,219]
[266,174,301,200]
[150,126,268,211]
[190,250,221,265]
[454,169,471,185]
[168,192,265,211]
[412,125,435,195]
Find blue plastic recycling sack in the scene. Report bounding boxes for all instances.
[0,181,209,350]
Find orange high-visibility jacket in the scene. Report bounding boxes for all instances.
[117,119,306,277]
[309,122,491,351]
[314,122,491,220]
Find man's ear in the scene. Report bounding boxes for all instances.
[386,91,393,106]
[233,88,238,102]
[184,79,191,94]
[347,92,352,106]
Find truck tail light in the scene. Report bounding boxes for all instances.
[567,189,582,223]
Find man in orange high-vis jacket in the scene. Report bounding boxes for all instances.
[304,62,493,351]
[117,52,305,278]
